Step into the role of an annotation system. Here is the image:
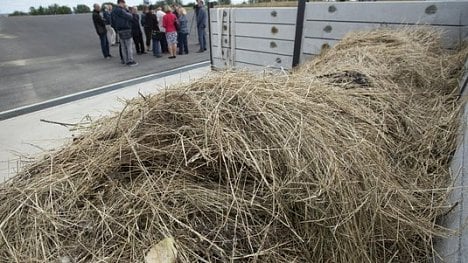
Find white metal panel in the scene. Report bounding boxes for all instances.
[305,1,468,26]
[232,7,297,24]
[303,21,464,39]
[303,21,466,48]
[211,34,231,48]
[236,36,294,56]
[235,49,293,69]
[234,23,296,41]
[302,38,339,56]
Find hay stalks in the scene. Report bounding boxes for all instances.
[0,28,467,262]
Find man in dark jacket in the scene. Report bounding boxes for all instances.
[111,0,138,66]
[195,0,207,53]
[131,7,145,54]
[92,4,111,58]
[141,6,152,52]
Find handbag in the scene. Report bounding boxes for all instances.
[118,29,132,40]
[152,31,165,41]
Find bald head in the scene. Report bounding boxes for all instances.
[93,3,101,12]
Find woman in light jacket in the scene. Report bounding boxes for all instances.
[177,8,189,55]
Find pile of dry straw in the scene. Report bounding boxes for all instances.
[1,29,467,262]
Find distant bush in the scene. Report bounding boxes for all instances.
[29,4,72,16]
[73,4,91,14]
[9,11,29,16]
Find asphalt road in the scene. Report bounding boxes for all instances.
[0,12,209,112]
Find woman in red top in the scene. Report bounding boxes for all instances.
[162,6,178,59]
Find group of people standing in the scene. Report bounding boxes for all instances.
[92,0,208,67]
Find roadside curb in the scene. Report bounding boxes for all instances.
[0,61,210,121]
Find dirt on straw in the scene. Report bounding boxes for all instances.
[0,28,467,262]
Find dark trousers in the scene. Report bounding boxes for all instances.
[160,33,169,53]
[133,33,145,53]
[144,27,152,47]
[178,32,188,54]
[99,33,110,58]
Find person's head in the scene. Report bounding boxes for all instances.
[197,0,204,7]
[180,7,187,16]
[164,5,171,13]
[107,4,112,11]
[157,6,162,12]
[117,0,126,7]
[93,3,101,12]
[131,6,137,14]
[143,5,149,12]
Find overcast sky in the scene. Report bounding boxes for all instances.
[0,0,212,14]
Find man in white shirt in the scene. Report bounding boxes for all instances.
[156,6,169,53]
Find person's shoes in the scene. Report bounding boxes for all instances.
[153,54,162,58]
[121,60,125,64]
[105,56,111,59]
[168,56,175,59]
[136,52,142,55]
[184,52,189,55]
[178,52,183,55]
[127,61,138,66]
[142,52,147,54]
[204,48,207,51]
[196,50,204,53]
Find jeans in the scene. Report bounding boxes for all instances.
[197,26,206,51]
[120,37,134,64]
[99,33,110,58]
[152,35,161,56]
[160,33,168,53]
[178,32,188,54]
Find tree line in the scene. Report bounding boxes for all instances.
[8,1,236,17]
[9,4,91,16]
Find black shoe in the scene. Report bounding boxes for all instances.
[204,48,207,51]
[153,54,162,58]
[127,61,138,66]
[142,52,147,54]
[121,60,125,64]
[196,50,204,53]
[168,56,175,59]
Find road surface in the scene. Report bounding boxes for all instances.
[0,12,209,112]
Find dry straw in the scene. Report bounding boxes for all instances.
[1,28,467,262]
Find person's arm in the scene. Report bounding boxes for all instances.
[122,9,133,21]
[141,14,146,27]
[162,15,167,29]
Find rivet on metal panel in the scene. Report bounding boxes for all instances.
[271,26,279,34]
[425,5,437,15]
[223,11,227,17]
[271,10,277,17]
[270,41,277,48]
[223,25,227,31]
[323,25,332,33]
[321,43,330,53]
[222,50,225,56]
[224,38,228,44]
[275,58,282,64]
[328,5,336,13]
